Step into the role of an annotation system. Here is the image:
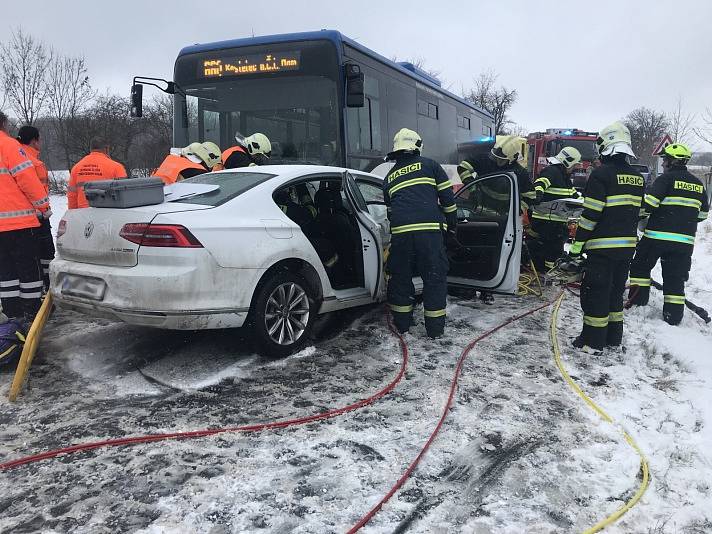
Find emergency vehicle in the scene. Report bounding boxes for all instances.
[527,129,598,190]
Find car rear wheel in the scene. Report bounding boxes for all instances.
[251,271,316,357]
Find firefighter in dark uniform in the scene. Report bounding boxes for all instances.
[457,135,533,304]
[567,122,644,352]
[384,128,457,338]
[529,147,582,271]
[628,143,709,325]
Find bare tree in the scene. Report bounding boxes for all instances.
[694,107,712,148]
[0,28,53,124]
[667,97,696,144]
[502,122,528,137]
[623,107,670,169]
[463,69,517,135]
[47,54,95,169]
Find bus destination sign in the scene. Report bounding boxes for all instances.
[201,51,301,78]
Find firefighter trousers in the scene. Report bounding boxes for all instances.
[0,228,43,320]
[387,231,448,337]
[37,218,55,289]
[529,218,568,270]
[628,237,691,325]
[579,252,631,350]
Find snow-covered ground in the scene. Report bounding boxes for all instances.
[0,214,711,533]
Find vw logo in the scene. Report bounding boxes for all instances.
[84,222,94,239]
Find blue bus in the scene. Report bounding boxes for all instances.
[148,30,493,171]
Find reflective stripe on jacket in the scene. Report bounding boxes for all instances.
[152,154,205,185]
[0,131,48,232]
[641,167,709,247]
[68,151,127,208]
[571,156,644,258]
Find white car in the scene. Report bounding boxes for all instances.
[51,165,523,356]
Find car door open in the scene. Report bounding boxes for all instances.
[447,172,521,294]
[343,171,384,299]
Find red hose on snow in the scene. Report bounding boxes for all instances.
[1,310,409,471]
[347,294,560,533]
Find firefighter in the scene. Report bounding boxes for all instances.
[566,121,644,352]
[68,138,127,209]
[153,142,219,184]
[384,128,457,338]
[628,143,709,325]
[457,135,532,304]
[222,132,272,169]
[528,147,582,271]
[0,111,51,325]
[17,126,54,289]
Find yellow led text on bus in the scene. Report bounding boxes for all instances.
[201,52,301,78]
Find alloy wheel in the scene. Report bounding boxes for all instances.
[264,282,310,346]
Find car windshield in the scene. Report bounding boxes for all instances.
[174,171,275,206]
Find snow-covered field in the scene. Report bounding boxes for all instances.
[1,207,711,533]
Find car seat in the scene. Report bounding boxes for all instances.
[315,186,359,287]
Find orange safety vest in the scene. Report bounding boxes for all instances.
[221,145,248,166]
[68,151,127,209]
[0,131,49,232]
[23,144,49,194]
[153,154,206,185]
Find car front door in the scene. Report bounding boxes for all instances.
[343,171,384,299]
[447,172,521,294]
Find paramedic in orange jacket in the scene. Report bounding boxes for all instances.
[152,142,221,184]
[0,111,51,322]
[17,125,54,289]
[68,138,127,209]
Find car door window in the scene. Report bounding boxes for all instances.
[450,174,512,281]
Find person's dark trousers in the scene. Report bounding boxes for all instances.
[36,219,55,290]
[0,228,43,321]
[387,231,449,337]
[579,252,631,350]
[529,218,568,270]
[629,238,692,325]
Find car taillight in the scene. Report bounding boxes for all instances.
[57,219,67,238]
[119,223,203,248]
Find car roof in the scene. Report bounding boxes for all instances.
[210,165,383,184]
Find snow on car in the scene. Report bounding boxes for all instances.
[50,165,524,356]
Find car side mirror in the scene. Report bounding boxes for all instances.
[130,84,143,118]
[345,63,364,108]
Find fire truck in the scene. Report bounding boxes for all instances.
[526,128,598,190]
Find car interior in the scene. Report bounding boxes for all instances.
[449,173,512,281]
[273,178,365,290]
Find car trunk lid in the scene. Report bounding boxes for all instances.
[56,204,211,267]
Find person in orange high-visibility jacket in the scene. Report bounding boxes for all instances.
[153,147,208,184]
[0,111,51,323]
[68,138,127,209]
[17,125,54,289]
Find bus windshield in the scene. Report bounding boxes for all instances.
[174,40,341,165]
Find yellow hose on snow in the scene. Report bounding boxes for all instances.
[550,291,649,533]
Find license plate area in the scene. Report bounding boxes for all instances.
[61,274,107,301]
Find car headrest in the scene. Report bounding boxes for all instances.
[315,188,342,212]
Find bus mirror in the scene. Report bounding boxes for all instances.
[130,84,143,118]
[345,64,365,108]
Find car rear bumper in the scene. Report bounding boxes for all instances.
[50,257,263,329]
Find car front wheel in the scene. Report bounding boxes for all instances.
[251,271,316,357]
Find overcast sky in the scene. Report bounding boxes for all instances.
[3,0,711,143]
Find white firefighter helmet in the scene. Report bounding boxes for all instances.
[392,128,423,153]
[244,133,272,158]
[201,141,222,169]
[490,135,524,164]
[182,142,212,168]
[547,146,582,169]
[596,121,635,157]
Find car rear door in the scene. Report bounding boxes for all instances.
[447,172,521,294]
[343,171,384,299]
